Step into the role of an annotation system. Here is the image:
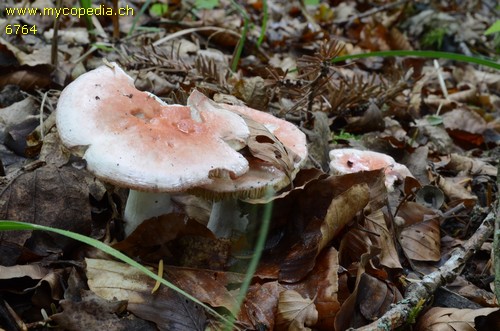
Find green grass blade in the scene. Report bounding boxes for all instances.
[128,0,153,36]
[256,0,268,48]
[332,50,500,70]
[0,220,230,324]
[79,0,93,31]
[229,0,250,72]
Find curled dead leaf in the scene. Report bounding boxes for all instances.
[276,290,318,331]
[416,307,499,331]
[243,115,300,184]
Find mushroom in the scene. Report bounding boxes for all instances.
[329,148,413,190]
[56,62,253,235]
[187,91,308,237]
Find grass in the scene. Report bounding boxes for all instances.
[332,50,500,70]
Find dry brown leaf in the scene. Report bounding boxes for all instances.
[336,232,403,329]
[284,247,341,330]
[0,264,48,280]
[0,164,95,261]
[276,290,318,331]
[86,258,208,330]
[365,209,402,270]
[357,273,402,321]
[320,183,370,250]
[397,202,441,262]
[51,290,155,331]
[238,281,283,330]
[112,214,229,269]
[437,175,477,201]
[442,154,497,177]
[233,76,269,110]
[416,307,499,331]
[243,115,299,184]
[399,219,441,261]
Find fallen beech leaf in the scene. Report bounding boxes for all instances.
[239,281,283,330]
[320,183,370,250]
[51,290,155,331]
[444,153,497,177]
[276,290,318,331]
[357,273,402,321]
[0,264,48,280]
[86,258,207,330]
[0,164,94,259]
[442,108,487,148]
[338,208,401,272]
[284,247,341,330]
[233,76,269,110]
[437,175,477,201]
[397,202,441,262]
[365,209,402,270]
[243,115,299,183]
[256,170,385,282]
[112,214,229,269]
[416,307,499,331]
[335,247,383,330]
[278,182,369,283]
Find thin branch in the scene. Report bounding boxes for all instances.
[494,161,500,302]
[334,0,409,24]
[351,210,496,331]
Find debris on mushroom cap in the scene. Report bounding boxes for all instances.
[187,91,308,199]
[56,62,251,192]
[329,148,413,190]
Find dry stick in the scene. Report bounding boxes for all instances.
[50,0,62,66]
[351,210,496,331]
[335,0,409,24]
[112,0,120,39]
[493,161,500,302]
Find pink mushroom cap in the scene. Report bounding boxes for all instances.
[56,63,251,192]
[329,148,413,190]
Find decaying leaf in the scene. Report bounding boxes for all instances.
[416,307,499,331]
[239,281,283,330]
[335,246,402,330]
[243,115,300,184]
[365,209,402,270]
[51,290,154,331]
[86,258,208,331]
[284,247,341,330]
[112,214,229,269]
[0,164,95,261]
[442,153,497,177]
[276,290,318,331]
[397,201,441,262]
[320,183,370,250]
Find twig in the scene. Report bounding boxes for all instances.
[493,161,500,302]
[335,0,409,24]
[153,27,241,47]
[351,210,496,331]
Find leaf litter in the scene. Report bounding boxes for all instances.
[0,0,499,330]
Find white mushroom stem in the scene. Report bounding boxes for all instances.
[123,190,173,236]
[207,198,249,238]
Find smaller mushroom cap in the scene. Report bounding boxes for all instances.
[329,148,413,190]
[56,63,252,192]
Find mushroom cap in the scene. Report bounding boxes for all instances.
[187,91,308,199]
[56,63,251,192]
[329,148,413,189]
